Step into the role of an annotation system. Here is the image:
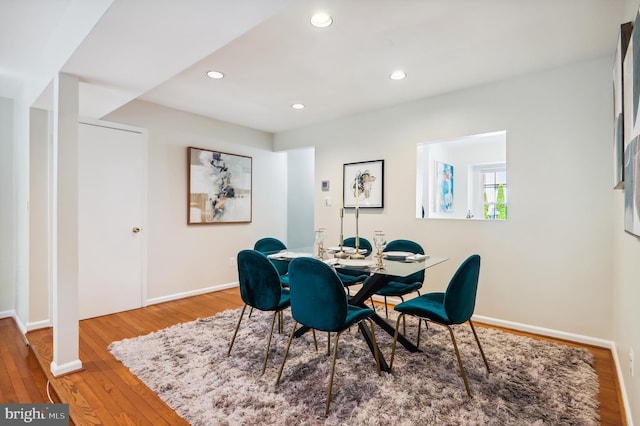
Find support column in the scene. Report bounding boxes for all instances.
[50,72,82,376]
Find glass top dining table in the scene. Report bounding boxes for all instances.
[339,255,447,276]
[268,248,446,273]
[268,248,448,371]
[338,255,447,371]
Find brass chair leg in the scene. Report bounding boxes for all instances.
[407,291,420,342]
[312,329,318,351]
[261,311,278,374]
[365,318,382,375]
[275,321,298,387]
[248,306,254,318]
[325,331,342,416]
[325,319,381,416]
[389,313,405,369]
[416,319,429,349]
[326,332,331,356]
[447,325,472,397]
[468,319,490,373]
[228,304,247,355]
[384,297,389,318]
[399,296,406,335]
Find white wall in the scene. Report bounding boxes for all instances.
[103,101,287,301]
[13,92,30,329]
[0,97,14,314]
[286,147,314,248]
[277,55,640,421]
[29,108,50,324]
[613,189,640,423]
[275,57,614,340]
[613,2,640,421]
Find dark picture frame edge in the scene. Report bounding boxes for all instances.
[343,159,384,209]
[614,21,633,190]
[623,9,640,237]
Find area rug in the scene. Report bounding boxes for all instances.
[108,307,599,425]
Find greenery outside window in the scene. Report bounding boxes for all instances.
[481,167,507,220]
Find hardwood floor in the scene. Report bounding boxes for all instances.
[0,288,625,425]
[0,317,62,404]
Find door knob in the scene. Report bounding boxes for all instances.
[132,227,141,233]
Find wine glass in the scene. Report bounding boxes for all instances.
[373,231,386,268]
[315,228,326,258]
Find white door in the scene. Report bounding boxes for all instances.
[78,121,146,319]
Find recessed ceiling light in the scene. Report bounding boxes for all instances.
[292,103,305,110]
[206,70,224,79]
[310,13,333,28]
[390,70,407,80]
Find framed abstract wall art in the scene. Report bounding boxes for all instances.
[613,21,633,189]
[343,160,384,208]
[435,161,454,212]
[187,147,252,224]
[625,137,640,236]
[623,10,640,237]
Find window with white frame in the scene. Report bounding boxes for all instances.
[469,164,507,220]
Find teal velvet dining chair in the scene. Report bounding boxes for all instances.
[373,239,425,317]
[337,236,372,295]
[389,254,490,397]
[342,236,373,257]
[228,249,291,374]
[275,257,381,416]
[254,237,290,286]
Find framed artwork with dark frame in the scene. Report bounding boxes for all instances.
[614,21,633,189]
[187,146,252,224]
[343,160,384,208]
[623,10,640,236]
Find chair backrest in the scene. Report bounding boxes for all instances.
[443,254,481,324]
[254,237,288,276]
[237,250,284,311]
[288,257,348,332]
[254,237,287,253]
[383,239,425,283]
[343,236,372,257]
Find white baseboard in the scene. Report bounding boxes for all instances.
[471,314,612,348]
[1,311,29,346]
[374,300,613,348]
[13,314,28,335]
[145,281,239,306]
[610,341,634,426]
[1,311,49,334]
[26,319,52,332]
[50,359,83,377]
[0,309,14,320]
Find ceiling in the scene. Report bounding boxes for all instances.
[0,0,629,133]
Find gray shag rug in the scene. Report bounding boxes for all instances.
[108,307,599,425]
